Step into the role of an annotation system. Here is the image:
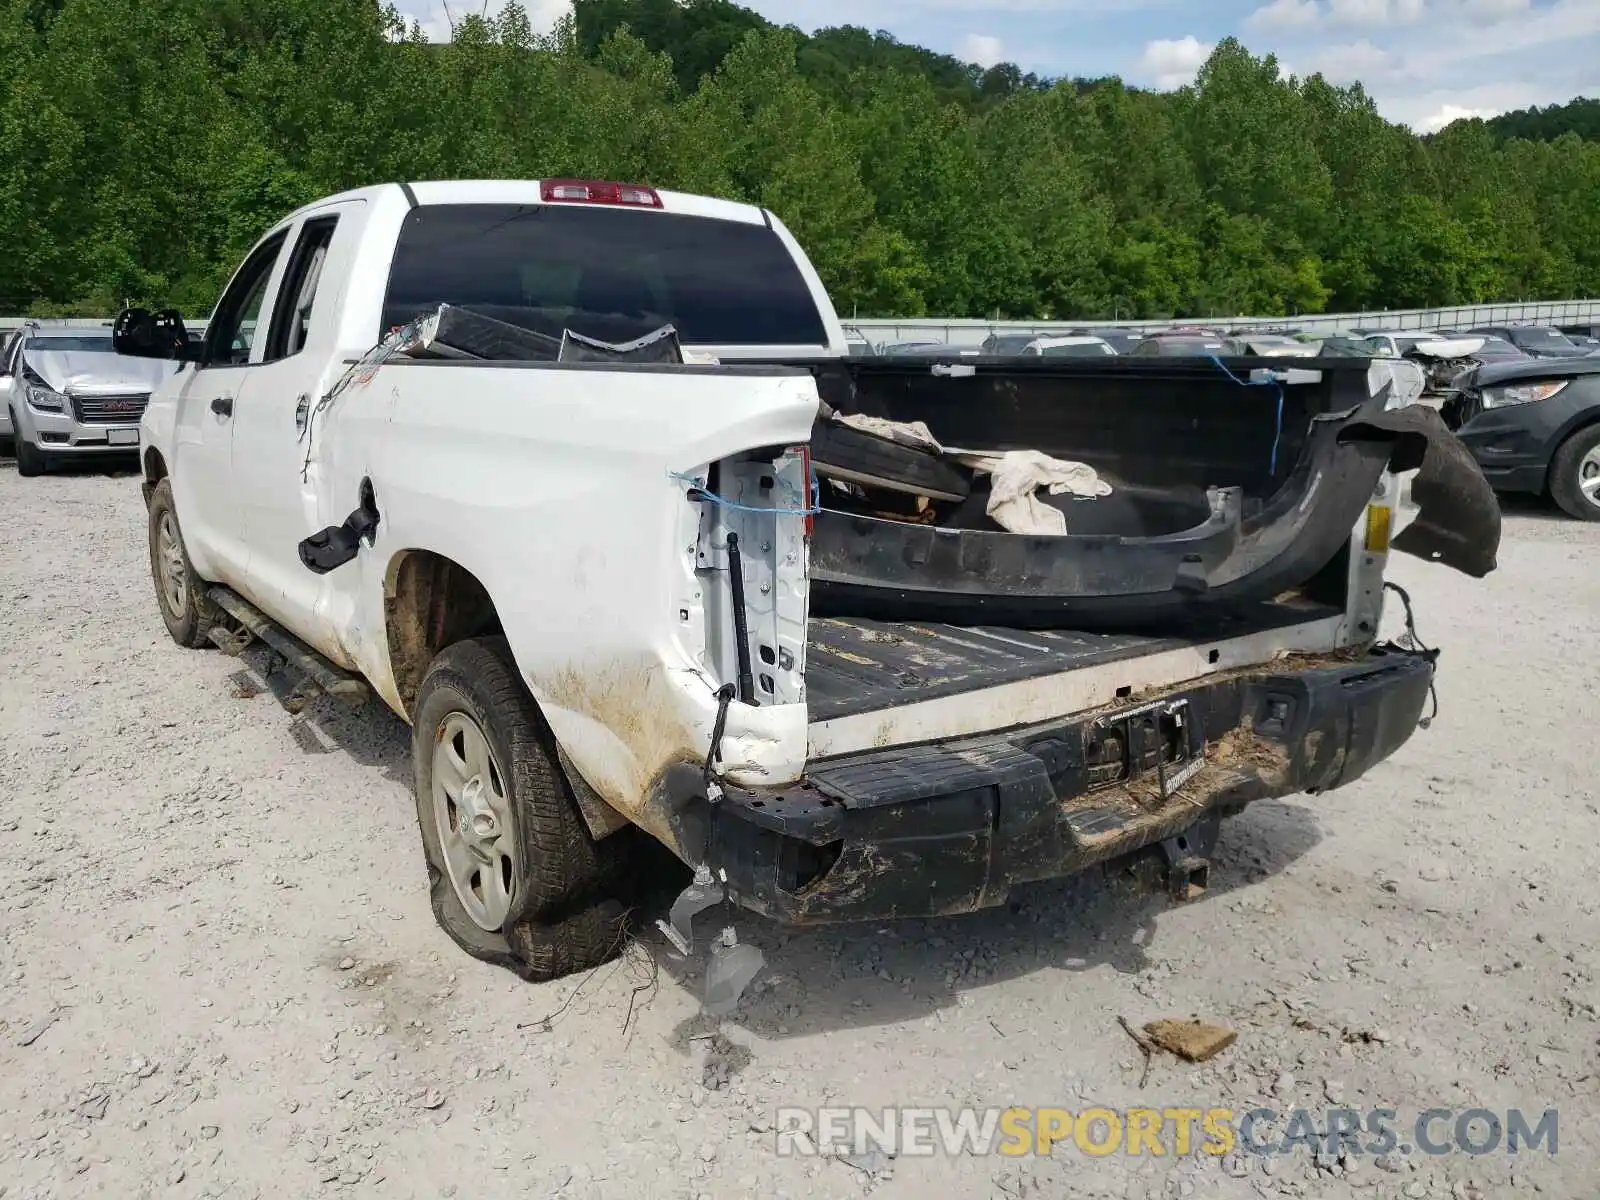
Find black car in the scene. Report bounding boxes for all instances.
[1444,356,1600,520]
[1557,323,1600,351]
[1465,325,1585,358]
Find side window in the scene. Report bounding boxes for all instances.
[204,233,287,368]
[0,332,19,375]
[265,216,340,362]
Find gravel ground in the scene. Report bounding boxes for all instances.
[1,457,1596,1200]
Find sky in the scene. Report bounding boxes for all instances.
[396,0,1600,132]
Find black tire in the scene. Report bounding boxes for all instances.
[411,637,636,981]
[13,426,44,477]
[810,420,971,502]
[147,479,218,646]
[1549,424,1600,521]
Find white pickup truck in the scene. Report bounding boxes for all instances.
[121,178,1501,982]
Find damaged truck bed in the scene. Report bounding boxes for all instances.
[793,356,1500,627]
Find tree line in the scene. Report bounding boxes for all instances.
[2,0,1598,322]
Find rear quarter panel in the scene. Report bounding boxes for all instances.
[321,359,821,830]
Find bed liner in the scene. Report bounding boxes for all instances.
[805,600,1344,722]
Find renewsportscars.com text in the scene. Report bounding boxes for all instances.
[775,1106,1559,1159]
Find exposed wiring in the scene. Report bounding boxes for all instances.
[1384,580,1439,729]
[1383,580,1432,654]
[669,471,821,517]
[1209,356,1286,475]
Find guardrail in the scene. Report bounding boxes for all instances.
[0,317,210,334]
[846,299,1600,347]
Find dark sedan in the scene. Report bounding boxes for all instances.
[1465,325,1585,358]
[1444,356,1600,520]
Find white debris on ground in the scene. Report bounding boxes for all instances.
[1,462,1597,1199]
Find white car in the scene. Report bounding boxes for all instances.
[1020,335,1116,357]
[121,178,1499,986]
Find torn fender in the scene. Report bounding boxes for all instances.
[1339,404,1501,578]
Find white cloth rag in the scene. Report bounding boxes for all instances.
[950,449,1112,536]
[830,413,1110,536]
[834,412,943,453]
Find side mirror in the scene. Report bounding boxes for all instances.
[113,307,201,362]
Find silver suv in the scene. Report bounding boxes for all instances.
[2,322,180,476]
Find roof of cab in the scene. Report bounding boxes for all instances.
[287,179,771,228]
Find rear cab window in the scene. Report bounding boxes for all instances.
[382,203,829,351]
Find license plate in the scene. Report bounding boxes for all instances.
[107,428,139,446]
[1087,697,1200,797]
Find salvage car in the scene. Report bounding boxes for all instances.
[1442,354,1600,520]
[115,179,1501,989]
[4,322,180,476]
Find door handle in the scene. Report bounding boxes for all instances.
[210,396,234,418]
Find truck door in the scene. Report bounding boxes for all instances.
[226,200,367,656]
[172,231,289,586]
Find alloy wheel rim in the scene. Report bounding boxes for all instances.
[156,511,187,616]
[431,711,518,931]
[1579,446,1600,507]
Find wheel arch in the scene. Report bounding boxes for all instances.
[1545,406,1600,490]
[384,548,505,720]
[141,446,168,507]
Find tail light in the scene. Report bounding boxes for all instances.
[540,179,662,209]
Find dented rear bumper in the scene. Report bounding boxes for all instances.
[699,646,1436,924]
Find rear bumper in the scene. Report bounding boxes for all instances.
[707,647,1436,924]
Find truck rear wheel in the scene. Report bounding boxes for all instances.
[147,479,217,647]
[411,637,634,981]
[1549,425,1600,521]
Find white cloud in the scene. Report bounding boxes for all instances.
[1138,35,1215,90]
[1302,38,1399,81]
[1418,103,1499,131]
[1459,0,1530,19]
[961,34,1005,68]
[1325,0,1425,26]
[1225,0,1600,129]
[1246,0,1321,31]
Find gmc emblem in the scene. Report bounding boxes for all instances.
[103,400,134,411]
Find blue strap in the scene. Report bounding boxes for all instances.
[1209,356,1286,475]
[669,471,821,517]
